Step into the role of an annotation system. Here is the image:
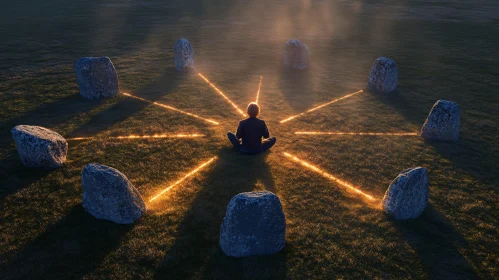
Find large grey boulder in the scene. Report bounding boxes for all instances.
[82,163,146,224]
[220,191,286,257]
[382,167,429,220]
[74,56,119,100]
[282,39,310,70]
[421,100,460,142]
[368,57,398,93]
[174,38,195,71]
[11,125,68,169]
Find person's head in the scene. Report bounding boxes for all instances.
[247,102,260,117]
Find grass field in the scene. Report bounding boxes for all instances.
[1,0,498,279]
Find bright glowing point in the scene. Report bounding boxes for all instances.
[122,92,219,125]
[66,134,205,141]
[149,156,217,202]
[255,76,263,104]
[282,152,376,201]
[280,90,364,123]
[197,73,246,117]
[295,132,418,136]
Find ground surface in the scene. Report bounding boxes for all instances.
[1,0,498,279]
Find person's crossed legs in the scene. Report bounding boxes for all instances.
[261,137,276,152]
[227,132,241,149]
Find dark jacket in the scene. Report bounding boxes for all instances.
[236,117,270,152]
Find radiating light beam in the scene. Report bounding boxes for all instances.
[280,90,363,123]
[255,76,263,104]
[122,92,219,125]
[66,134,206,141]
[197,73,246,117]
[283,152,376,201]
[149,156,217,202]
[295,132,419,136]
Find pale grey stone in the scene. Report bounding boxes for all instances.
[174,38,195,71]
[282,39,310,70]
[11,125,67,169]
[74,56,119,100]
[421,100,460,142]
[220,191,286,257]
[368,57,398,93]
[82,163,146,224]
[382,167,429,220]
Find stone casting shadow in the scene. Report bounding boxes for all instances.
[392,204,491,279]
[0,205,134,279]
[153,147,288,279]
[373,90,499,185]
[68,67,188,138]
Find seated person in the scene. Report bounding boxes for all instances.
[227,102,276,154]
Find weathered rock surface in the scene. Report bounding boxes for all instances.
[382,167,429,220]
[174,38,195,71]
[220,191,286,257]
[368,57,398,93]
[282,39,310,70]
[82,163,146,224]
[421,100,460,142]
[74,56,119,100]
[11,125,68,169]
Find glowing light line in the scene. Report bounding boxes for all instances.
[295,132,418,136]
[283,152,376,201]
[197,73,246,117]
[149,156,217,202]
[255,76,263,104]
[280,90,363,123]
[122,92,219,125]
[66,134,206,141]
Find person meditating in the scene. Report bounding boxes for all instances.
[227,102,276,154]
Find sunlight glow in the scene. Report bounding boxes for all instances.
[197,73,246,117]
[283,152,376,201]
[280,90,363,123]
[295,132,418,136]
[66,134,205,141]
[255,76,263,104]
[122,92,219,125]
[149,156,217,202]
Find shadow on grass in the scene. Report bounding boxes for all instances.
[67,67,188,138]
[372,89,499,185]
[0,149,55,204]
[278,68,314,112]
[153,147,288,279]
[0,205,134,280]
[393,204,491,279]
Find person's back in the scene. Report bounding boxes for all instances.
[237,117,269,153]
[227,102,276,154]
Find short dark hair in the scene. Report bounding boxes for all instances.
[247,102,260,117]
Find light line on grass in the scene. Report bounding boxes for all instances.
[255,76,263,104]
[66,134,206,141]
[280,90,363,123]
[122,92,219,125]
[295,132,419,136]
[197,73,246,117]
[283,152,376,201]
[149,156,217,202]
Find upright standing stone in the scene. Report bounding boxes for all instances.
[282,39,310,70]
[421,100,460,142]
[11,125,68,169]
[74,56,120,100]
[368,57,398,93]
[174,38,195,71]
[382,167,429,220]
[82,163,146,224]
[220,191,286,257]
